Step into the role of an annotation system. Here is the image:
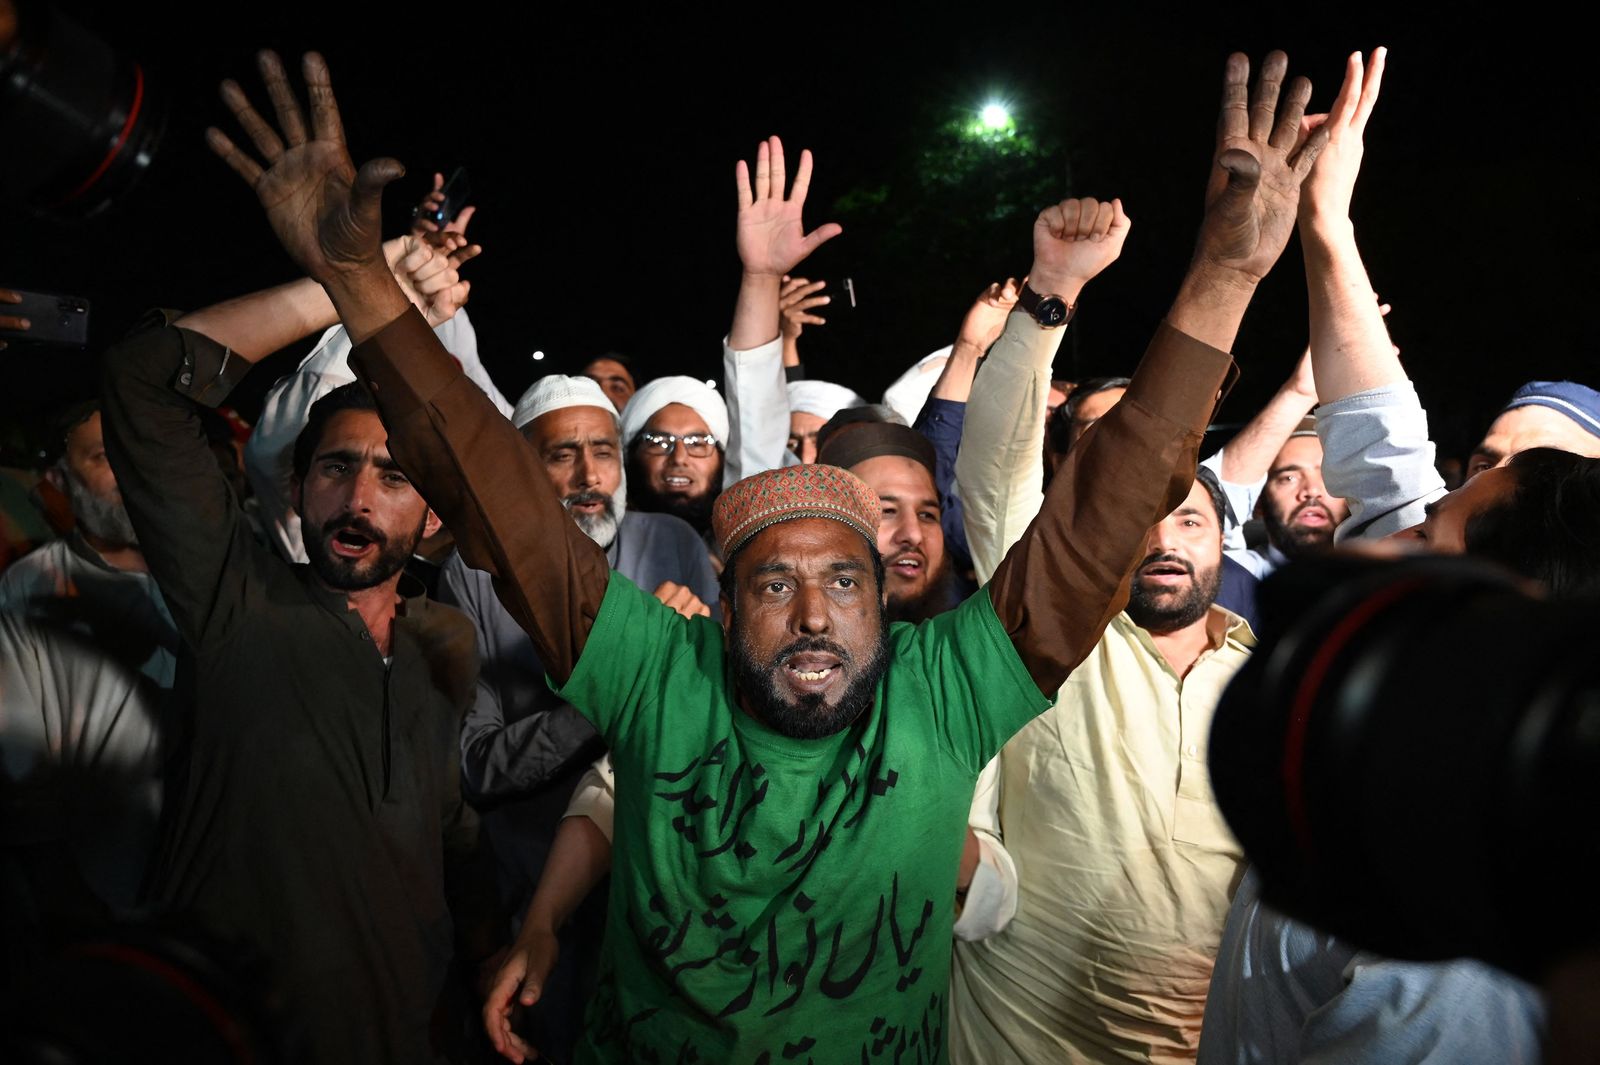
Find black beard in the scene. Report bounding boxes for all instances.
[628,452,721,534]
[1261,499,1337,559]
[304,512,424,591]
[1124,552,1222,634]
[729,620,890,741]
[884,553,956,624]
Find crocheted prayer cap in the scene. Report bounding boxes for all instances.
[712,464,882,561]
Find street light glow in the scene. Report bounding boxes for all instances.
[981,103,1011,130]
[531,350,545,361]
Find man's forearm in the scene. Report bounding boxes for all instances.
[1219,377,1317,484]
[1303,218,1403,400]
[172,277,337,362]
[728,272,782,352]
[928,340,984,403]
[1165,262,1259,354]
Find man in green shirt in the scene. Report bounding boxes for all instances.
[203,47,1329,1063]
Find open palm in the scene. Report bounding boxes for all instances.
[208,51,402,284]
[735,136,842,277]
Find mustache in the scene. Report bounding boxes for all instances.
[884,547,926,566]
[321,513,387,546]
[771,637,854,668]
[1135,551,1194,577]
[1290,500,1333,521]
[563,490,613,510]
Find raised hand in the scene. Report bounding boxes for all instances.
[1300,48,1387,227]
[957,277,1023,352]
[780,276,830,341]
[1194,51,1330,283]
[207,51,402,285]
[411,171,479,248]
[1029,198,1131,301]
[735,137,842,278]
[385,235,478,326]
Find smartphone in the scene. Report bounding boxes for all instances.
[425,167,472,227]
[0,289,90,347]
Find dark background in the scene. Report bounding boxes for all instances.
[4,4,1597,465]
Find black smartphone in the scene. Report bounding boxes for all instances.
[426,167,472,227]
[1,289,91,347]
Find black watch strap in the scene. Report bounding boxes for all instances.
[1017,284,1075,329]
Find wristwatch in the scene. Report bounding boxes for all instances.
[1017,284,1075,329]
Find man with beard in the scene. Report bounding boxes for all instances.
[818,419,953,622]
[203,47,1326,1061]
[100,271,501,1063]
[618,376,729,542]
[1,402,180,927]
[952,228,1257,1058]
[437,373,717,1062]
[1254,427,1349,563]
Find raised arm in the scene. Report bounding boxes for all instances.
[206,50,609,682]
[983,51,1330,695]
[928,279,1021,405]
[1295,48,1442,538]
[956,198,1132,583]
[723,138,842,482]
[1299,49,1397,400]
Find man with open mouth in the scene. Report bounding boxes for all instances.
[818,419,954,623]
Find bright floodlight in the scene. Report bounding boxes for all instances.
[531,350,545,361]
[981,103,1010,130]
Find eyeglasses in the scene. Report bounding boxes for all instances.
[637,431,720,458]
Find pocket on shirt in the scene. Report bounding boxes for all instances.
[1171,757,1241,853]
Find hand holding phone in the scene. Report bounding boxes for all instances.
[412,167,473,236]
[0,287,90,348]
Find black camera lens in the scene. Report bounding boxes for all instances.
[1210,555,1600,979]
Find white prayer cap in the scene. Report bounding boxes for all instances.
[787,379,867,421]
[619,376,730,446]
[512,374,616,430]
[881,346,952,426]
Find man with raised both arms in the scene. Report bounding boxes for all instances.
[201,44,1330,1063]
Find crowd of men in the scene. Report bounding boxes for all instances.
[3,39,1599,1065]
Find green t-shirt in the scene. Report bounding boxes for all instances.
[556,572,1050,1064]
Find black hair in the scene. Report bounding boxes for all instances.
[1192,464,1230,528]
[1047,376,1131,457]
[1463,447,1600,600]
[583,352,639,386]
[719,531,887,618]
[292,382,380,482]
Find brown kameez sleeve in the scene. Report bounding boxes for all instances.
[986,321,1238,695]
[349,307,611,685]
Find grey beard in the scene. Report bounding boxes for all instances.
[64,468,139,547]
[564,468,628,549]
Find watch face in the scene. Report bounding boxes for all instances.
[1036,296,1069,326]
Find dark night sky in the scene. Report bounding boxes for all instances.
[5,4,1597,464]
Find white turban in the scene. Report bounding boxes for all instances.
[881,346,952,426]
[512,374,615,430]
[786,379,866,422]
[619,376,729,446]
